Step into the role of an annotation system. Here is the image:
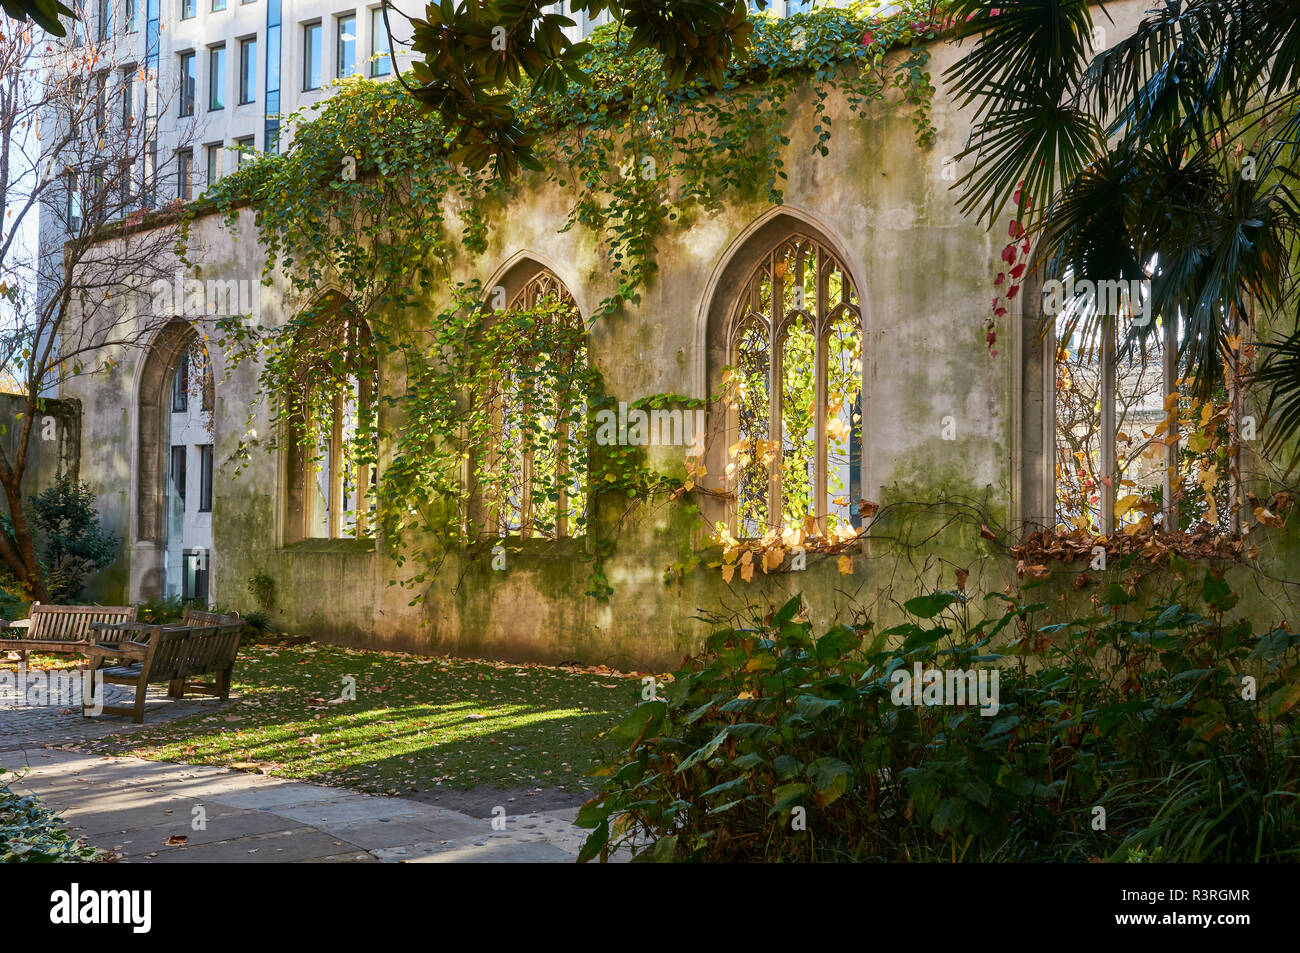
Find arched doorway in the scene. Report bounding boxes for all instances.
[135,320,216,602]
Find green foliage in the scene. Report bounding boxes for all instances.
[946,0,1300,442]
[198,2,941,599]
[241,609,273,639]
[27,476,119,604]
[0,0,75,38]
[134,596,185,625]
[247,571,276,612]
[1,770,102,863]
[579,579,1300,862]
[406,0,762,178]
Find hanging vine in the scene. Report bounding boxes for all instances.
[186,2,945,600]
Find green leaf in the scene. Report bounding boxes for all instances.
[904,592,959,619]
[805,757,853,804]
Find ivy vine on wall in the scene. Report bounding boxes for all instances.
[187,2,944,601]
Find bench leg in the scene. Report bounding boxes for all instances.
[82,659,98,718]
[131,679,147,724]
[168,678,185,699]
[218,667,233,701]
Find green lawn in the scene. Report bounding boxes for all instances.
[76,642,642,796]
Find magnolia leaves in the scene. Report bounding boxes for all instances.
[1,0,74,37]
[406,0,759,178]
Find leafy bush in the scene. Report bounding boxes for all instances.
[578,574,1300,862]
[134,596,185,625]
[247,571,275,612]
[1,771,102,862]
[242,609,272,638]
[27,476,119,603]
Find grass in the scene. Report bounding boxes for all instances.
[71,642,643,796]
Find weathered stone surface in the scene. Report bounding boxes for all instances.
[11,749,598,863]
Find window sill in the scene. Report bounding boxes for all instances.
[486,537,588,560]
[282,537,376,555]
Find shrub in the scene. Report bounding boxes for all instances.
[27,476,119,603]
[1,770,102,862]
[247,571,275,612]
[242,609,272,638]
[578,574,1300,862]
[134,596,184,625]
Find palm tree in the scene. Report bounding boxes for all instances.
[946,0,1300,463]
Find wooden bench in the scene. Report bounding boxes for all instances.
[83,620,244,724]
[90,607,241,646]
[0,603,137,665]
[181,608,242,627]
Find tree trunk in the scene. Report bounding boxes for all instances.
[0,473,48,603]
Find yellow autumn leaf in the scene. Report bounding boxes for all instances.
[1255,507,1284,529]
[740,560,754,583]
[837,555,853,575]
[721,563,735,583]
[1114,494,1141,519]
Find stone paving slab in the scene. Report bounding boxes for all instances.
[9,749,611,863]
[0,664,235,751]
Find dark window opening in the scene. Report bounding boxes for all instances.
[172,352,189,412]
[183,549,209,603]
[199,444,214,512]
[170,445,187,502]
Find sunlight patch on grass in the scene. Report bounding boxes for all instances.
[78,642,642,795]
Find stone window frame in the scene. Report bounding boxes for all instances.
[136,319,210,597]
[280,296,377,544]
[479,268,589,542]
[1014,269,1248,537]
[716,232,863,539]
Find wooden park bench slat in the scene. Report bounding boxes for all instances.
[83,620,243,724]
[0,603,137,664]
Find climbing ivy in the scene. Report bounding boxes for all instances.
[190,2,946,600]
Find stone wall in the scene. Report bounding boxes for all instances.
[0,393,81,506]
[62,0,1300,667]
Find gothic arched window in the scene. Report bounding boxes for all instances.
[725,235,863,537]
[486,269,589,540]
[284,297,377,541]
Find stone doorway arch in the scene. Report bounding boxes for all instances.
[134,319,215,600]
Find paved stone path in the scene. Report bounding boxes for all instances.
[2,748,593,862]
[0,664,222,750]
[2,666,612,863]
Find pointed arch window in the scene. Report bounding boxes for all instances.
[1035,275,1244,538]
[725,235,863,537]
[485,270,589,540]
[284,299,378,541]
